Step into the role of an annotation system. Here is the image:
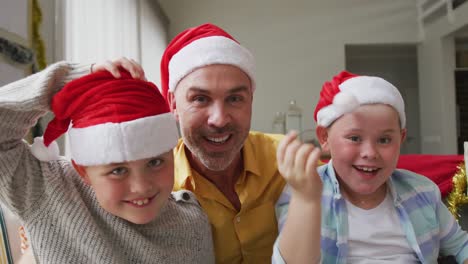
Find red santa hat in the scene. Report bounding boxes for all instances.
[30,70,179,166]
[160,23,255,100]
[314,71,406,128]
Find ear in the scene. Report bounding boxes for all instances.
[167,92,179,121]
[72,160,91,185]
[316,126,330,152]
[400,128,407,143]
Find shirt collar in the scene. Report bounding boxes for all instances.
[322,161,342,200]
[241,134,261,177]
[173,139,195,190]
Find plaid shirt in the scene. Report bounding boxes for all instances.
[273,161,468,264]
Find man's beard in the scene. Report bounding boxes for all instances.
[182,125,247,171]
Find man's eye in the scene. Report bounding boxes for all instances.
[193,95,208,103]
[148,158,163,168]
[227,95,243,103]
[349,136,360,142]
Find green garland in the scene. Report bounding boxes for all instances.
[31,0,46,71]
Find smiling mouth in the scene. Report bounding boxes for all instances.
[132,198,149,206]
[127,194,157,207]
[354,165,380,173]
[205,134,231,144]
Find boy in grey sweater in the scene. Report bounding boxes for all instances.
[0,61,214,264]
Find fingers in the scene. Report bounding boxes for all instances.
[305,147,321,179]
[107,60,122,78]
[277,131,298,165]
[295,143,315,176]
[278,130,322,181]
[130,58,146,80]
[116,57,143,79]
[306,147,321,170]
[277,131,323,202]
[92,60,121,78]
[278,131,321,179]
[91,57,146,80]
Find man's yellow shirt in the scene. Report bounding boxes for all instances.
[173,131,286,264]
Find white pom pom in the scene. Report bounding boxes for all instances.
[30,137,60,162]
[333,91,359,114]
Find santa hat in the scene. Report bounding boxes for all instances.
[160,23,255,100]
[30,70,179,166]
[314,71,406,128]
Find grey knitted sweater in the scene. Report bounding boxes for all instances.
[0,62,215,264]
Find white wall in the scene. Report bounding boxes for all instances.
[158,0,419,134]
[418,3,468,154]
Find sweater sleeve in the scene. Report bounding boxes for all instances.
[0,61,90,218]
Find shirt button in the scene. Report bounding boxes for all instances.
[182,192,190,201]
[236,216,241,223]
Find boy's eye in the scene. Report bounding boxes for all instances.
[379,137,392,144]
[148,158,163,168]
[348,136,361,142]
[109,167,128,176]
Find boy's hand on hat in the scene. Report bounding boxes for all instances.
[277,131,323,203]
[92,57,147,80]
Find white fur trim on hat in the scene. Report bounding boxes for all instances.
[30,137,60,161]
[68,113,179,166]
[316,76,406,128]
[168,36,255,92]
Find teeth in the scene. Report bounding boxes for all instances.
[207,135,229,143]
[132,198,149,206]
[357,166,377,172]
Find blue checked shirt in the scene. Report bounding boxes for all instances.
[273,161,468,264]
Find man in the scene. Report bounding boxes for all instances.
[160,23,286,263]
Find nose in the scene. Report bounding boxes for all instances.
[207,102,231,128]
[129,172,153,194]
[361,141,379,160]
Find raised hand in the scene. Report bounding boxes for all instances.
[91,57,146,80]
[277,131,323,202]
[276,131,323,264]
